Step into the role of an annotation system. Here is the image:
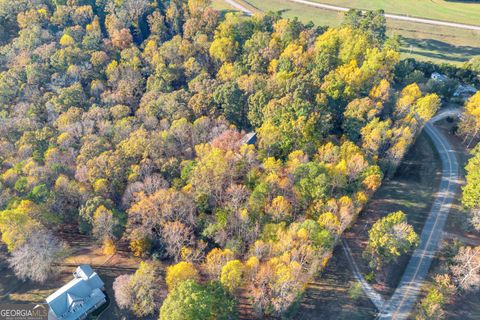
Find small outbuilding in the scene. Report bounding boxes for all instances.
[46,265,106,320]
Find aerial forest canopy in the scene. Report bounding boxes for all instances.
[0,0,441,318]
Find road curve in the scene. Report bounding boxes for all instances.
[284,0,480,31]
[377,121,460,319]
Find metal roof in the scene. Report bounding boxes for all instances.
[46,265,105,320]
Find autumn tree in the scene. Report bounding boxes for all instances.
[451,246,480,292]
[204,248,235,278]
[365,211,419,270]
[462,144,480,230]
[159,280,238,320]
[415,287,445,320]
[112,261,164,316]
[189,144,237,208]
[166,261,199,291]
[343,9,386,44]
[8,229,68,283]
[220,260,244,293]
[458,92,480,147]
[127,188,196,259]
[0,200,43,251]
[113,274,133,309]
[415,273,455,319]
[343,97,381,142]
[162,221,195,261]
[92,205,121,243]
[361,117,392,157]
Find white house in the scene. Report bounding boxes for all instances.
[46,265,106,320]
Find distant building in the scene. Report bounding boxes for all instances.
[453,84,477,98]
[239,132,257,145]
[430,72,477,100]
[431,72,448,82]
[46,265,106,320]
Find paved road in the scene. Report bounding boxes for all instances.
[285,0,480,31]
[377,120,460,319]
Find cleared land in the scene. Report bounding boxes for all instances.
[307,0,480,26]
[212,0,480,65]
[287,0,480,31]
[298,246,376,320]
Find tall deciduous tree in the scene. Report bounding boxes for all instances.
[165,261,199,291]
[112,261,164,316]
[220,259,244,293]
[459,92,480,146]
[159,280,238,320]
[451,246,480,292]
[8,229,68,283]
[462,144,480,230]
[365,211,419,270]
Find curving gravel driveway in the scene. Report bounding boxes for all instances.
[377,120,460,319]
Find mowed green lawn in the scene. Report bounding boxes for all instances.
[308,0,480,26]
[211,0,480,65]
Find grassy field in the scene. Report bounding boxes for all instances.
[391,23,480,65]
[308,0,480,26]
[211,0,480,65]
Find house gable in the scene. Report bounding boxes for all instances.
[46,265,106,320]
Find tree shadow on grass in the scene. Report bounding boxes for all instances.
[400,37,480,62]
